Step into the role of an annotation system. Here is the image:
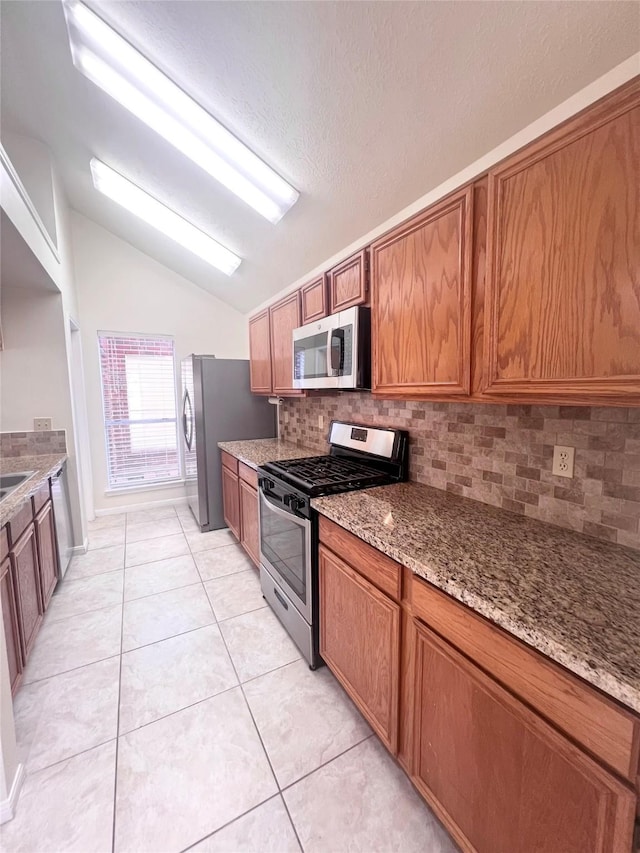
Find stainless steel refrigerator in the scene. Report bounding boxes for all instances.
[181,356,276,531]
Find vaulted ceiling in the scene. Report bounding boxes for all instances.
[1,1,638,313]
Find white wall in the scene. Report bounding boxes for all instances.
[71,211,249,512]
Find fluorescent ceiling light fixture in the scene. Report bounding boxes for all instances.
[62,0,299,223]
[90,159,241,276]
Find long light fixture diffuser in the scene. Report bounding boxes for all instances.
[90,159,241,275]
[63,0,299,223]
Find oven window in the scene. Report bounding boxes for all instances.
[260,502,307,603]
[294,333,328,380]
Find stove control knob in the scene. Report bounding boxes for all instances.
[259,477,275,491]
[285,494,305,512]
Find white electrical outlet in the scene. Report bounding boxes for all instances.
[34,418,52,431]
[552,445,575,478]
[318,414,324,429]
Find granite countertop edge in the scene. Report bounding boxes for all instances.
[0,454,68,527]
[311,495,640,715]
[217,438,319,470]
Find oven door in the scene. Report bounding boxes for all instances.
[259,490,312,622]
[292,316,339,390]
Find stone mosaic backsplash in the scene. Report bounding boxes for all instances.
[0,430,67,458]
[279,395,640,551]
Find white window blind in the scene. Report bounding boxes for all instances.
[98,333,181,489]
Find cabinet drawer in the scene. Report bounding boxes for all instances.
[7,500,34,546]
[318,516,401,600]
[411,574,640,782]
[238,462,258,490]
[221,451,239,475]
[32,480,50,515]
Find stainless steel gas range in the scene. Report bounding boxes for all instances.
[257,421,408,668]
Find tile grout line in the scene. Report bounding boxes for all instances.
[110,510,127,853]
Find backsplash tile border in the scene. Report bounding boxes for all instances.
[279,395,640,551]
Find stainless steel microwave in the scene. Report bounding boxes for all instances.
[292,306,371,390]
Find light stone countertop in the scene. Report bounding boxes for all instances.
[217,438,320,470]
[312,481,640,714]
[0,453,68,527]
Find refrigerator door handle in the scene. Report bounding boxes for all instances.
[183,389,193,451]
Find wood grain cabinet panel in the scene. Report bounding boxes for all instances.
[269,291,303,395]
[319,545,400,752]
[248,309,273,395]
[328,249,368,314]
[221,466,241,541]
[412,620,636,853]
[484,80,640,400]
[239,479,260,568]
[371,186,473,397]
[300,275,329,323]
[35,501,59,609]
[12,523,43,659]
[1,555,23,696]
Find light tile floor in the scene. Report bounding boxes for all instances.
[0,504,458,853]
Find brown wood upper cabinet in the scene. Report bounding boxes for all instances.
[270,291,303,395]
[300,275,329,324]
[371,186,473,397]
[483,79,640,401]
[248,309,272,394]
[328,249,368,314]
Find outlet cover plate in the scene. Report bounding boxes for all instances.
[552,445,575,478]
[33,418,52,432]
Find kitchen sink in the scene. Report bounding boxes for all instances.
[0,471,35,502]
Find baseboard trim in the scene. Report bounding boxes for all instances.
[70,539,89,556]
[94,496,188,517]
[0,762,25,824]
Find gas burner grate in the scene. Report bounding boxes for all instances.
[267,455,385,489]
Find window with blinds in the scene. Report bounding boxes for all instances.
[98,333,181,489]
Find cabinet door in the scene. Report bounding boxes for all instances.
[1,556,23,695]
[12,524,43,659]
[269,291,303,395]
[300,275,329,323]
[319,545,400,752]
[484,81,640,400]
[328,249,368,314]
[249,309,273,394]
[371,187,473,397]
[239,480,259,567]
[221,466,241,540]
[412,620,636,853]
[35,501,59,609]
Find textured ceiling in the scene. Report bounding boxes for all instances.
[1,1,638,313]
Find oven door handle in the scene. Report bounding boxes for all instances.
[259,490,310,526]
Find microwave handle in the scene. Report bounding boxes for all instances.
[330,329,344,373]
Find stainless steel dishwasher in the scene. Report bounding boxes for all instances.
[51,464,73,577]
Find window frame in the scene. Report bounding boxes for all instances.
[97,330,184,493]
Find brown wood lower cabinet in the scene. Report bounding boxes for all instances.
[1,555,23,695]
[318,519,640,853]
[11,523,43,659]
[220,453,261,568]
[239,479,259,567]
[413,620,635,853]
[35,501,59,608]
[221,465,241,540]
[319,545,400,751]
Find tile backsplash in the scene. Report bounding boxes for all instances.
[0,430,67,458]
[279,395,640,551]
